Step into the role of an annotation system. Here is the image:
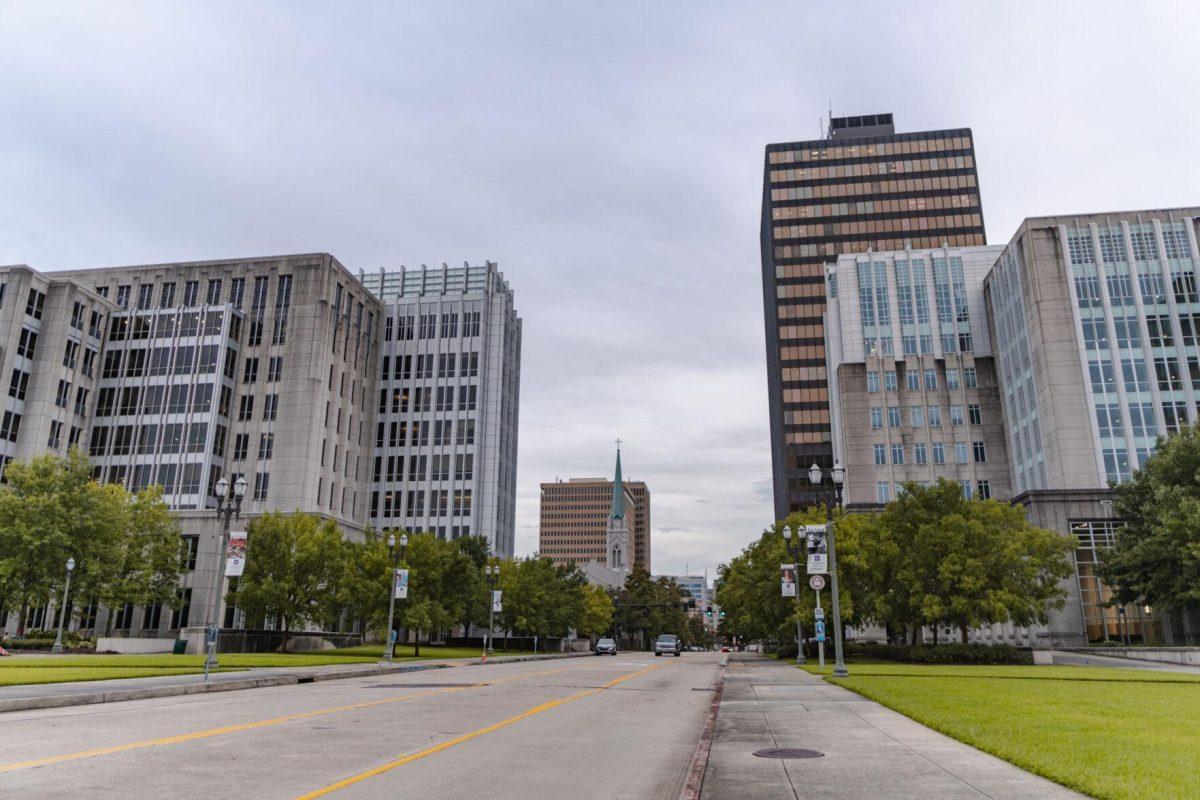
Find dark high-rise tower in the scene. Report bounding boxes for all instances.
[760,113,986,516]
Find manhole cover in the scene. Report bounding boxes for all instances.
[363,682,476,688]
[753,748,824,759]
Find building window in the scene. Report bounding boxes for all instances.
[243,357,259,383]
[928,406,942,427]
[932,442,945,464]
[946,369,960,389]
[876,482,890,503]
[960,480,973,499]
[867,372,879,393]
[891,444,904,465]
[873,444,886,465]
[906,371,919,391]
[976,480,991,500]
[870,408,883,429]
[884,371,897,391]
[955,442,969,464]
[914,443,927,464]
[972,441,987,463]
[266,356,282,382]
[968,404,982,425]
[258,433,274,460]
[924,369,938,390]
[887,406,901,427]
[253,472,270,500]
[263,394,278,421]
[909,406,924,427]
[963,367,977,388]
[950,405,964,426]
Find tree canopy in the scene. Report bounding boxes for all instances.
[1103,423,1200,612]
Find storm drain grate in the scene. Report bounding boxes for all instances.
[691,687,715,692]
[753,748,824,759]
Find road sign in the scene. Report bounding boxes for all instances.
[808,574,826,591]
[814,620,826,642]
[806,552,828,574]
[813,606,825,621]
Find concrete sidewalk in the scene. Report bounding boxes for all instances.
[701,654,1088,799]
[0,652,589,713]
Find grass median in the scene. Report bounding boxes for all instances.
[0,645,538,687]
[803,662,1200,800]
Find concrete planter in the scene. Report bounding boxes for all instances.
[97,637,178,654]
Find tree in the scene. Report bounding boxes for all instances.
[1103,423,1200,614]
[612,565,691,649]
[874,480,1074,642]
[577,583,614,641]
[400,533,476,656]
[232,512,345,651]
[99,485,182,633]
[0,449,127,634]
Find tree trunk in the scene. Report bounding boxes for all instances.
[17,602,28,637]
[909,624,918,646]
[959,622,969,644]
[414,627,421,657]
[932,625,939,645]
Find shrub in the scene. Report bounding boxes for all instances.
[844,642,1031,665]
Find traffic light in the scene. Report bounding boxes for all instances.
[705,606,713,617]
[719,609,726,618]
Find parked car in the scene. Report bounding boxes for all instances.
[594,638,617,656]
[720,646,730,652]
[654,634,682,657]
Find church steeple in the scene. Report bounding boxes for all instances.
[610,444,625,520]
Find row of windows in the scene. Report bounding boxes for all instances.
[768,136,973,164]
[770,173,978,204]
[873,440,987,465]
[371,488,474,518]
[1074,270,1198,310]
[109,309,228,341]
[1067,227,1193,265]
[380,352,480,381]
[870,403,982,428]
[1088,356,1200,395]
[876,479,989,503]
[89,422,217,457]
[774,213,983,245]
[378,385,478,414]
[868,367,978,392]
[373,453,474,482]
[376,419,476,448]
[775,233,983,262]
[770,155,975,184]
[108,277,237,310]
[384,311,482,341]
[772,194,978,222]
[102,344,228,379]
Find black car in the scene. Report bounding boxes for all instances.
[594,638,617,655]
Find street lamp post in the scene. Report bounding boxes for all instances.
[204,475,246,679]
[51,557,76,654]
[484,564,499,659]
[383,532,409,666]
[781,527,805,665]
[808,461,848,678]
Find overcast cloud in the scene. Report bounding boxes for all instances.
[3,2,1199,577]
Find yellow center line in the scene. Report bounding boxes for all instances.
[294,660,672,800]
[0,664,577,774]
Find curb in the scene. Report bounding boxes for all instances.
[0,652,591,714]
[680,656,727,800]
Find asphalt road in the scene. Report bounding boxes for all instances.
[0,652,721,800]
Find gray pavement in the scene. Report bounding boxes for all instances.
[701,654,1089,800]
[0,651,722,799]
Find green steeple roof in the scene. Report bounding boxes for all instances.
[610,447,625,520]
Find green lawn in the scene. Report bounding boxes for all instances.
[0,645,537,686]
[806,662,1200,800]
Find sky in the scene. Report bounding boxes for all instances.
[3,2,1200,579]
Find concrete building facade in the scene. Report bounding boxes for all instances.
[761,113,987,517]
[360,263,521,558]
[980,209,1200,646]
[1,253,522,642]
[826,245,1011,507]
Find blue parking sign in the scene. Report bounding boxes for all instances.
[814,620,826,642]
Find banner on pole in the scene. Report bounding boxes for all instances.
[814,620,826,642]
[225,531,247,577]
[805,524,828,575]
[394,568,409,600]
[492,590,503,613]
[780,563,796,597]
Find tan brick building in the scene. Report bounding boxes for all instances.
[539,475,650,571]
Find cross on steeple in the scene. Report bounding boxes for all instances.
[614,438,622,450]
